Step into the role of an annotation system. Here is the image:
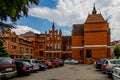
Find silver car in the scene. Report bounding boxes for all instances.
[101,59,120,73]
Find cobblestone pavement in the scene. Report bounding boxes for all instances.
[11,64,113,80]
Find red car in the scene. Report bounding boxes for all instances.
[51,60,60,67]
[42,60,53,68]
[0,57,17,79]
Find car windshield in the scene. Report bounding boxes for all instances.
[116,60,120,64]
[110,60,120,64]
[0,58,14,66]
[110,61,115,64]
[21,60,30,63]
[23,62,31,66]
[101,59,106,63]
[35,60,39,63]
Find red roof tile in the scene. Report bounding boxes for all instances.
[85,14,106,23]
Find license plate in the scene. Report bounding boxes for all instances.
[6,68,13,71]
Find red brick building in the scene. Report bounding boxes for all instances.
[72,6,111,64]
[2,29,34,59]
[20,31,45,59]
[1,6,111,63]
[20,22,72,59]
[44,22,63,59]
[62,36,72,59]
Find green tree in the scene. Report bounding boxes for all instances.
[0,0,39,30]
[114,46,120,59]
[0,41,9,57]
[0,0,39,56]
[22,55,30,59]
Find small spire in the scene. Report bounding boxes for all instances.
[52,21,55,30]
[92,3,97,14]
[45,30,47,34]
[59,29,62,35]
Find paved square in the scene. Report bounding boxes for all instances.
[11,64,113,80]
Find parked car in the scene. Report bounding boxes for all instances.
[69,59,79,64]
[51,60,60,67]
[106,65,120,78]
[101,59,120,73]
[112,66,120,80]
[42,60,53,69]
[57,59,64,66]
[64,59,70,64]
[37,60,47,71]
[64,59,79,64]
[0,57,17,79]
[15,61,32,76]
[16,59,39,72]
[95,58,108,69]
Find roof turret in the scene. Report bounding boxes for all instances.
[92,3,97,14]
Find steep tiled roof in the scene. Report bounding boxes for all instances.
[85,14,106,23]
[72,24,84,35]
[20,31,45,38]
[20,31,37,37]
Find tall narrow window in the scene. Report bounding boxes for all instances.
[50,53,52,57]
[54,36,56,40]
[39,51,43,56]
[50,43,52,50]
[20,47,24,53]
[58,43,60,49]
[26,48,29,53]
[31,49,33,54]
[54,43,56,49]
[86,49,92,58]
[46,53,49,57]
[54,53,56,57]
[57,53,59,57]
[58,37,60,40]
[80,50,83,57]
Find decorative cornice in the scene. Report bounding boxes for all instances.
[72,45,111,49]
[45,51,62,53]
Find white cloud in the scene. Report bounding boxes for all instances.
[12,25,41,35]
[111,28,120,41]
[29,0,120,41]
[62,29,71,36]
[29,0,94,26]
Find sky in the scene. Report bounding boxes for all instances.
[11,0,120,41]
